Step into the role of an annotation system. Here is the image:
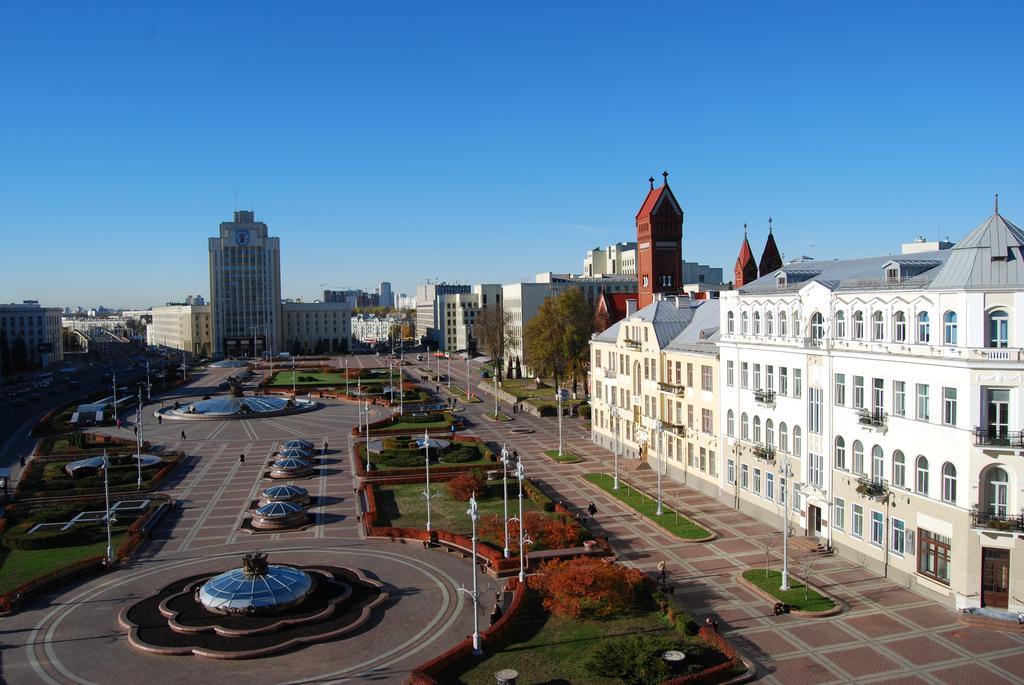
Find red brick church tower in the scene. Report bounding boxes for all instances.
[636,171,683,309]
[734,224,758,287]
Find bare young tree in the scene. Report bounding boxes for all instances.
[475,301,517,381]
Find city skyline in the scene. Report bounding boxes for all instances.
[2,2,1022,308]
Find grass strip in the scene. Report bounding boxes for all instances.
[543,449,583,464]
[584,473,711,540]
[741,569,835,612]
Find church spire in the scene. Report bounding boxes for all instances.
[734,225,758,288]
[759,217,783,277]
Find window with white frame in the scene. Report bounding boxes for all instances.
[740,413,749,440]
[872,445,884,479]
[810,312,825,341]
[872,378,884,412]
[793,425,802,456]
[891,518,906,554]
[833,497,845,531]
[794,369,802,398]
[942,387,957,426]
[741,312,749,334]
[766,418,775,447]
[852,504,863,537]
[726,409,734,437]
[809,453,824,487]
[780,311,788,336]
[687,443,695,467]
[753,415,762,443]
[835,311,846,338]
[853,310,865,339]
[753,363,761,390]
[835,373,846,405]
[853,375,865,409]
[853,440,865,474]
[741,464,749,489]
[780,367,789,395]
[917,311,930,343]
[809,388,823,434]
[766,365,774,392]
[893,381,906,417]
[753,311,761,335]
[766,311,775,336]
[726,360,734,387]
[916,384,930,420]
[893,311,907,342]
[792,310,801,337]
[870,510,884,545]
[943,311,957,345]
[988,309,1009,348]
[753,467,761,494]
[942,462,957,503]
[727,311,735,334]
[916,455,929,495]
[780,476,787,505]
[893,450,906,488]
[834,436,846,470]
[872,311,884,340]
[766,471,775,500]
[701,365,713,391]
[727,458,735,484]
[702,408,713,434]
[740,362,749,388]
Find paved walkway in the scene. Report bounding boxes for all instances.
[443,370,1024,685]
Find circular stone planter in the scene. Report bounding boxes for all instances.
[259,484,311,507]
[251,501,308,530]
[735,571,845,617]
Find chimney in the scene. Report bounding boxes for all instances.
[625,298,638,316]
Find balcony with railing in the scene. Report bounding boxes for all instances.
[857,408,888,430]
[970,508,1024,533]
[753,388,776,406]
[752,444,776,462]
[622,339,642,350]
[602,367,618,379]
[856,476,889,499]
[973,427,1024,449]
[657,381,687,397]
[663,421,687,437]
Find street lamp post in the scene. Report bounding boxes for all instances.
[103,450,113,565]
[655,420,664,516]
[611,397,620,490]
[458,494,483,656]
[466,356,471,401]
[291,356,296,395]
[423,429,434,531]
[447,355,451,390]
[344,358,349,395]
[557,388,565,457]
[145,361,151,400]
[501,444,510,558]
[365,399,372,472]
[136,386,143,489]
[516,462,527,582]
[779,452,791,591]
[389,363,394,404]
[493,360,499,419]
[112,370,118,428]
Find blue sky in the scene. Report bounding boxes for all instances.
[1,2,1022,309]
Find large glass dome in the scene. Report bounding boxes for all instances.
[283,439,313,450]
[278,448,312,460]
[209,360,250,368]
[64,454,162,477]
[260,484,310,506]
[197,555,314,615]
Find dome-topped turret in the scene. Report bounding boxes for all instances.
[197,553,314,615]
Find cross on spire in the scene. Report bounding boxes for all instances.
[743,222,748,237]
[662,170,669,184]
[649,176,655,189]
[768,216,773,233]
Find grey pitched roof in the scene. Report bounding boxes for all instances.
[593,299,700,346]
[929,213,1024,289]
[665,300,720,354]
[740,251,952,294]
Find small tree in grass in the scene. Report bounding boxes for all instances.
[528,556,647,618]
[586,633,675,685]
[479,511,581,551]
[446,469,486,501]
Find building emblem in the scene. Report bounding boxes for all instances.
[235,229,251,246]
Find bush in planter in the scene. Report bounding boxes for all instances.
[537,403,557,417]
[377,450,423,468]
[585,633,676,685]
[578,403,591,419]
[440,446,480,463]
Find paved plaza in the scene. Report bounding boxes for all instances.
[2,358,1022,684]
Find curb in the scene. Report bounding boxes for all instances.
[735,571,845,617]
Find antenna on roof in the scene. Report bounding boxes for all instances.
[995,193,999,214]
[662,170,669,185]
[649,176,655,190]
[768,216,773,234]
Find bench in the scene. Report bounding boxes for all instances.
[435,539,474,559]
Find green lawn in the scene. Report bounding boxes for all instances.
[448,592,727,684]
[383,417,453,431]
[373,481,542,535]
[741,569,836,612]
[544,449,583,464]
[584,473,712,540]
[484,412,512,421]
[449,386,482,402]
[0,531,130,594]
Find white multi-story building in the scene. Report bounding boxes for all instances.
[147,304,212,357]
[352,314,399,345]
[718,208,1024,612]
[0,301,63,368]
[280,301,351,355]
[209,210,282,357]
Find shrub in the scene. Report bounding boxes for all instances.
[528,557,648,618]
[447,469,486,501]
[585,634,676,685]
[440,445,480,463]
[378,450,423,468]
[537,403,557,417]
[479,511,582,552]
[578,404,591,419]
[68,432,87,449]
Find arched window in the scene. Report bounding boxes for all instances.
[915,456,929,495]
[792,311,802,337]
[917,311,931,343]
[779,311,789,337]
[753,415,762,443]
[766,311,775,336]
[872,311,884,340]
[810,312,825,341]
[872,445,884,479]
[893,450,906,488]
[740,412,749,440]
[753,311,762,335]
[726,409,734,437]
[740,312,749,335]
[983,466,1009,517]
[779,422,789,452]
[792,426,802,456]
[988,309,1009,348]
[835,311,846,339]
[853,311,865,339]
[766,419,775,448]
[942,462,957,503]
[726,311,735,334]
[943,311,957,345]
[852,440,864,474]
[893,311,907,342]
[834,436,846,470]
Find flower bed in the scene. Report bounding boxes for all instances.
[15,451,184,499]
[353,435,492,478]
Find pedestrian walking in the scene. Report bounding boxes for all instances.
[322,439,329,455]
[239,453,245,464]
[19,455,26,468]
[512,449,518,461]
[587,500,597,517]
[133,425,138,436]
[512,403,517,414]
[181,430,186,441]
[158,415,163,424]
[657,560,667,584]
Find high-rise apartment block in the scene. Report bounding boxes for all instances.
[209,211,282,357]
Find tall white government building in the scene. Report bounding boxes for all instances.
[590,206,1024,613]
[209,211,282,357]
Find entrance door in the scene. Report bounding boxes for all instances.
[986,389,1010,443]
[807,505,822,536]
[981,548,1010,609]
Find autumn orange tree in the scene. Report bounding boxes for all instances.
[479,512,582,552]
[447,470,486,501]
[528,557,647,618]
